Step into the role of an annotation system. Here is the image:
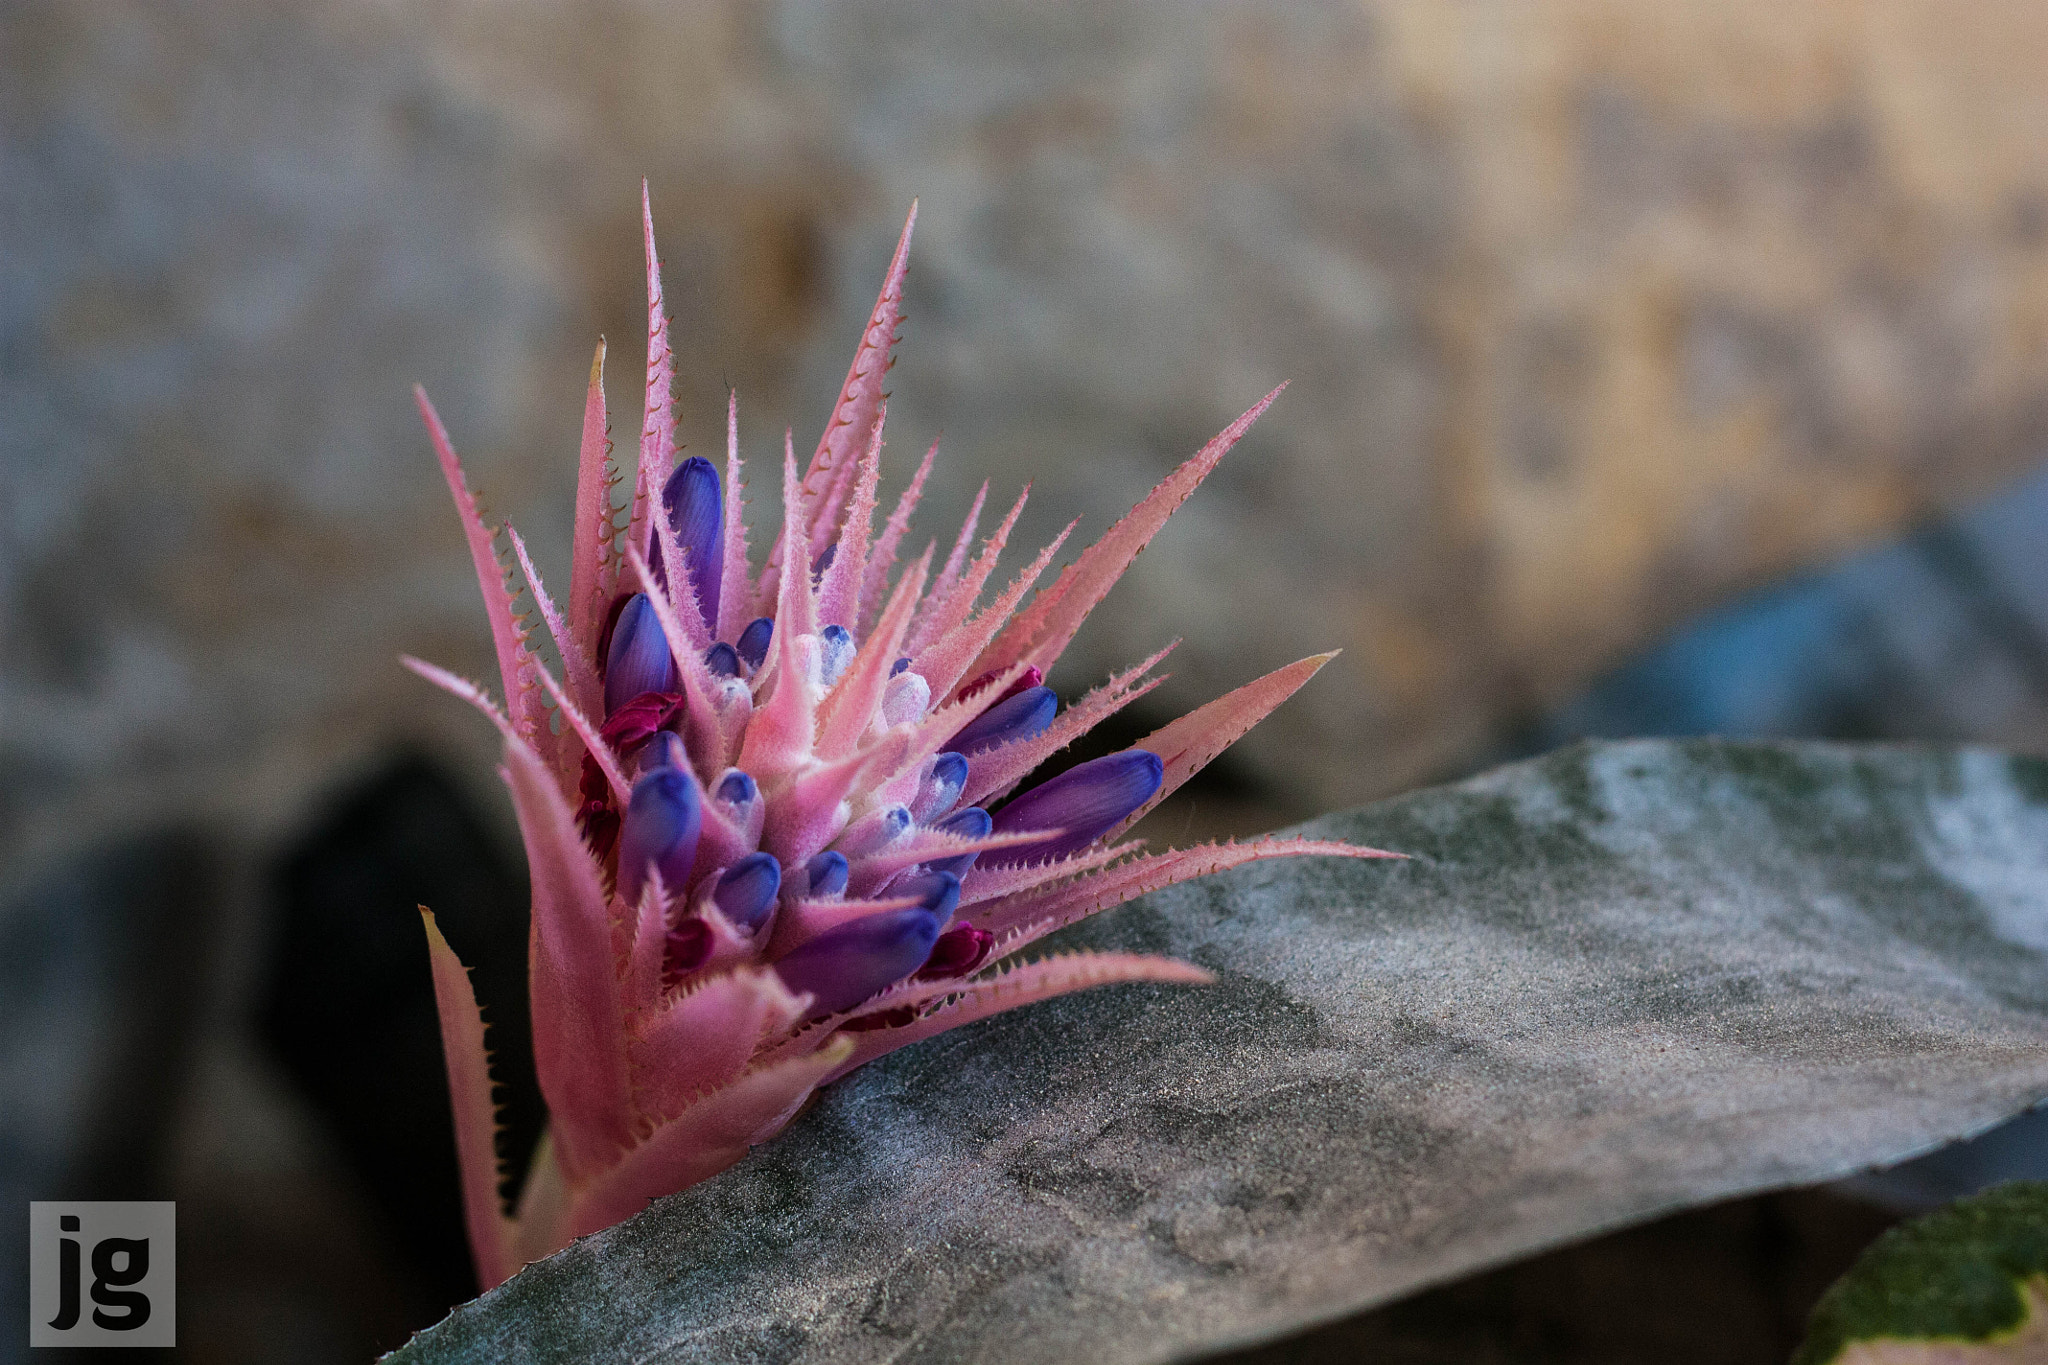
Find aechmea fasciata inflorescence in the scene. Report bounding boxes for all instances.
[406,186,1397,1288]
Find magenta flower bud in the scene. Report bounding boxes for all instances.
[735,617,774,670]
[917,922,996,980]
[661,455,724,630]
[598,689,684,759]
[956,663,1043,706]
[929,805,991,876]
[802,850,849,899]
[889,868,961,921]
[617,766,702,907]
[662,917,713,986]
[987,750,1162,865]
[949,685,1056,755]
[715,769,758,807]
[704,641,741,678]
[604,593,679,715]
[774,906,942,1017]
[711,852,781,934]
[640,730,687,774]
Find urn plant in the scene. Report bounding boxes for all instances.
[392,191,2048,1363]
[407,188,1390,1286]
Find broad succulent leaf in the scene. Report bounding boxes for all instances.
[387,740,2048,1364]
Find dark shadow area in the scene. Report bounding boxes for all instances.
[258,754,542,1347]
[1213,1187,1900,1365]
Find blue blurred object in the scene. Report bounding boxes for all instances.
[1534,462,2048,752]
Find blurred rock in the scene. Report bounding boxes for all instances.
[6,0,2048,861]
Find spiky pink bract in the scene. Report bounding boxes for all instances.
[410,184,1399,1287]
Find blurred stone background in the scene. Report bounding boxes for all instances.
[6,1,2048,1360]
[11,0,2048,862]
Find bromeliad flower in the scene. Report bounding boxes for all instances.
[407,187,1397,1289]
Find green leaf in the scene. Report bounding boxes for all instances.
[1795,1182,2048,1363]
[387,740,2048,1364]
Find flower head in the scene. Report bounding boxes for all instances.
[407,187,1396,1287]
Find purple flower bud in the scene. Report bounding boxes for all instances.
[987,750,1162,866]
[911,751,968,822]
[774,906,942,1017]
[928,805,991,877]
[617,765,702,907]
[640,730,687,774]
[661,456,723,630]
[819,624,855,687]
[604,593,679,715]
[949,685,1057,755]
[735,617,774,670]
[890,656,913,676]
[811,541,837,586]
[889,868,961,921]
[704,641,741,678]
[715,769,757,806]
[711,852,781,934]
[803,850,849,899]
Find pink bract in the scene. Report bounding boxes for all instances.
[408,186,1397,1288]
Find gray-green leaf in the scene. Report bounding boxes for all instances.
[388,739,2048,1364]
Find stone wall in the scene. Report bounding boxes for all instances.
[6,0,2048,861]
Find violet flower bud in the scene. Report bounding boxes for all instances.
[928,805,991,877]
[880,670,931,729]
[604,593,679,715]
[889,868,962,921]
[819,624,855,687]
[802,850,849,899]
[639,730,687,774]
[811,541,837,585]
[910,751,968,822]
[715,769,758,807]
[835,803,911,859]
[774,906,943,1018]
[711,852,781,934]
[735,617,774,671]
[661,455,724,630]
[987,750,1163,865]
[617,764,703,907]
[949,685,1056,755]
[704,641,741,678]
